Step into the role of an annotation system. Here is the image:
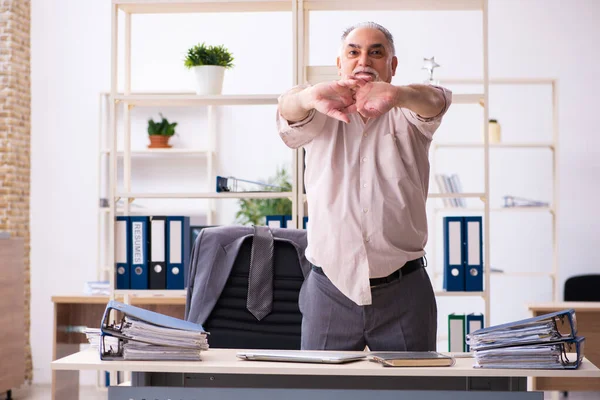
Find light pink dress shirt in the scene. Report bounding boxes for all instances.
[277,85,452,305]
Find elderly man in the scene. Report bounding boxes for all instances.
[276,22,452,351]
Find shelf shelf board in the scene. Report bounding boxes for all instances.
[114,93,279,107]
[437,77,556,85]
[115,0,292,13]
[101,149,213,156]
[434,142,554,149]
[304,0,483,11]
[452,93,484,104]
[113,289,186,296]
[116,191,294,199]
[434,291,485,297]
[491,271,556,278]
[99,207,209,215]
[433,206,553,213]
[428,192,486,199]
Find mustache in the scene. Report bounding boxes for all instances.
[352,67,380,80]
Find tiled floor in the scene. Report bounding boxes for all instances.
[4,385,600,399]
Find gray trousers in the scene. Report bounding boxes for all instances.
[299,266,437,351]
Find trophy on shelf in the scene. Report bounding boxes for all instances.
[422,56,440,85]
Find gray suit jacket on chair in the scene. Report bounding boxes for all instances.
[184,225,311,325]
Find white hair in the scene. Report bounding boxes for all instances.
[340,22,396,56]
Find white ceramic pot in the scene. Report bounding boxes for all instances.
[192,65,225,95]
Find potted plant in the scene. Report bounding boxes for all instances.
[184,42,234,95]
[147,113,177,148]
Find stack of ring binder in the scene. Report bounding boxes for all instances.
[99,300,209,361]
[466,309,585,369]
[215,175,285,193]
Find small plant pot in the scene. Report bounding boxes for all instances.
[148,135,172,149]
[192,65,225,95]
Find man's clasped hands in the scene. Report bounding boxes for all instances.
[304,74,401,123]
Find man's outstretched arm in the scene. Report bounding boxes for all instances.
[394,84,446,119]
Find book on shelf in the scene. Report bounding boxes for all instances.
[369,351,455,367]
[435,173,466,207]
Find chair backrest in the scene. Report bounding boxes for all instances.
[203,236,304,349]
[564,274,600,302]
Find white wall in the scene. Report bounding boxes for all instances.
[30,0,600,384]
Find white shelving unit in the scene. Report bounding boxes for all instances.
[429,78,560,303]
[103,0,494,313]
[104,1,298,298]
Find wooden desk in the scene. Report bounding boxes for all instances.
[51,294,185,400]
[529,302,600,391]
[52,348,600,400]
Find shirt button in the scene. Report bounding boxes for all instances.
[363,133,368,137]
[365,237,370,242]
[363,183,367,188]
[362,157,367,162]
[363,208,369,213]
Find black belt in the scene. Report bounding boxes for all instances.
[311,257,425,288]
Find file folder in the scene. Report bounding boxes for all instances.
[473,336,585,369]
[303,216,309,230]
[443,216,465,291]
[466,313,484,351]
[149,216,167,290]
[166,216,190,290]
[464,216,483,291]
[130,216,149,290]
[100,300,208,361]
[115,216,131,290]
[467,308,577,351]
[448,313,466,352]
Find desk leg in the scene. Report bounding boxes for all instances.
[51,304,79,400]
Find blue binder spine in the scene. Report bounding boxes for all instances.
[464,216,483,291]
[115,216,131,290]
[166,216,190,290]
[466,313,484,351]
[265,215,285,228]
[283,215,292,228]
[129,216,149,290]
[443,216,465,291]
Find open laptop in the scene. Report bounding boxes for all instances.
[236,350,366,364]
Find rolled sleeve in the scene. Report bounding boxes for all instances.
[401,85,452,140]
[276,86,328,149]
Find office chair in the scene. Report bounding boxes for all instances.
[564,274,600,302]
[201,236,305,350]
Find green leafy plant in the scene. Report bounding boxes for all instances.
[147,113,177,136]
[184,42,234,69]
[235,166,292,226]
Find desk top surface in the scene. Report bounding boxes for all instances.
[528,302,600,312]
[51,294,186,305]
[52,348,600,378]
